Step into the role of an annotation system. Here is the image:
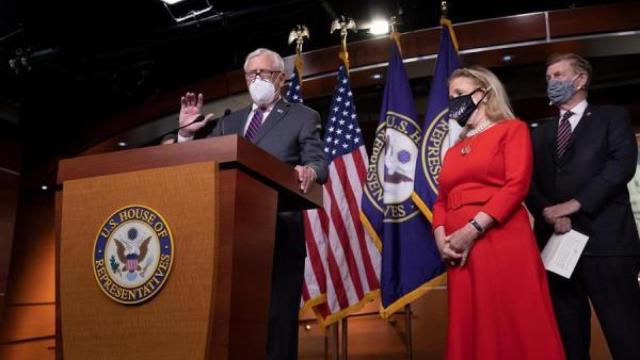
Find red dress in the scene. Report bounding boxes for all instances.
[433,120,565,360]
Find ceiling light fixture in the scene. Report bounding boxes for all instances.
[369,19,390,36]
[159,0,217,23]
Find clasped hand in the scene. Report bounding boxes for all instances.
[435,224,479,267]
[543,199,580,234]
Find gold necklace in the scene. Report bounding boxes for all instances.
[460,121,494,156]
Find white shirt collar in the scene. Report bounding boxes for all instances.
[559,99,588,131]
[251,96,281,113]
[244,98,281,135]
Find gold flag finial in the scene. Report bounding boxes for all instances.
[390,16,403,55]
[441,1,449,18]
[331,16,357,68]
[288,25,308,81]
[288,25,310,56]
[390,16,400,34]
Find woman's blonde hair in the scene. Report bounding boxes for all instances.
[449,66,515,123]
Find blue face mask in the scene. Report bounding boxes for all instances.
[547,77,579,105]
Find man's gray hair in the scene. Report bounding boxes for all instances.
[243,48,285,72]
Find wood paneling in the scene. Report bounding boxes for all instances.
[210,169,278,359]
[0,338,55,360]
[455,13,547,49]
[549,2,640,38]
[0,172,20,323]
[0,190,56,359]
[0,304,55,342]
[0,137,20,325]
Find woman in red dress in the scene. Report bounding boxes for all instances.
[433,66,565,359]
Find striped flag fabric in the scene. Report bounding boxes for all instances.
[284,51,331,313]
[285,54,304,104]
[302,59,381,325]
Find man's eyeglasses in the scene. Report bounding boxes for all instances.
[245,69,281,81]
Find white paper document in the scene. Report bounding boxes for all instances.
[541,230,589,279]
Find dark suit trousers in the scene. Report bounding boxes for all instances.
[267,212,306,360]
[547,256,640,360]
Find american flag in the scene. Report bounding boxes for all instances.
[285,58,303,104]
[284,55,328,313]
[302,62,380,324]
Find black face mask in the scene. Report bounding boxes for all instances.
[448,88,488,127]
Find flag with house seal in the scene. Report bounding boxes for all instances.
[413,17,461,222]
[360,33,444,318]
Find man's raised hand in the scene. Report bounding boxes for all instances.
[178,92,214,137]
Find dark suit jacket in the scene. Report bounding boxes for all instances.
[209,98,328,257]
[526,104,640,256]
[210,98,328,182]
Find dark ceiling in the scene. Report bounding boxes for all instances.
[0,0,634,186]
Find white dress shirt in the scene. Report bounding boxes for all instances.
[560,99,588,132]
[242,102,275,135]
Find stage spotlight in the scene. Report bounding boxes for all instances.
[369,19,390,35]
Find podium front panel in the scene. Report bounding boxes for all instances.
[59,162,218,360]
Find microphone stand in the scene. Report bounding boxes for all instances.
[159,108,231,143]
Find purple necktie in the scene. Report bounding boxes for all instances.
[244,108,264,142]
[556,110,574,158]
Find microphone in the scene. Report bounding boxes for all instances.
[157,115,207,144]
[158,108,231,144]
[220,108,232,136]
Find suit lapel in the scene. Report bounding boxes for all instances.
[252,99,291,144]
[546,117,561,165]
[234,106,252,136]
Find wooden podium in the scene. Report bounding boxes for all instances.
[55,135,321,360]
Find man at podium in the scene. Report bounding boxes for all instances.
[176,48,328,360]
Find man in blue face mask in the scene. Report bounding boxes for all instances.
[526,53,640,360]
[176,48,328,360]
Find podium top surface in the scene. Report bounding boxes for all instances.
[57,135,322,210]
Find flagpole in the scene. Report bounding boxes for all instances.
[388,14,416,360]
[327,323,339,360]
[405,304,413,360]
[330,16,356,70]
[328,16,357,360]
[341,317,348,360]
